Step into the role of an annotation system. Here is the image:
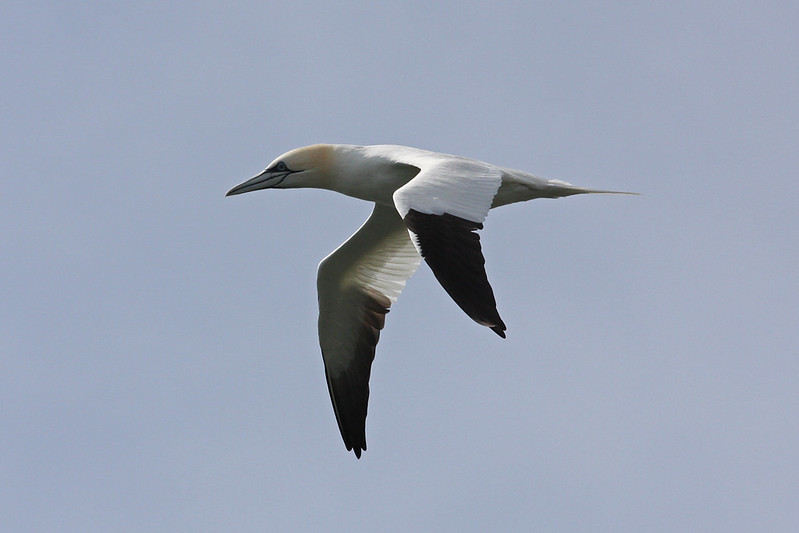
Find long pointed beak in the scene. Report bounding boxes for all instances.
[226,169,286,196]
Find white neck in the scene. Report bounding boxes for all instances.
[325,145,420,205]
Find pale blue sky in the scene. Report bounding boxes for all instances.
[2,2,798,531]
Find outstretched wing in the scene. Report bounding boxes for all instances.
[392,157,507,337]
[317,203,421,458]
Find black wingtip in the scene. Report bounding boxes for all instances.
[491,325,507,338]
[345,440,365,459]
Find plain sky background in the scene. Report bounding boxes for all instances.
[2,2,798,531]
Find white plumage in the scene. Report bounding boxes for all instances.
[227,143,633,458]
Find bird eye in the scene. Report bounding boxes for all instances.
[273,161,288,172]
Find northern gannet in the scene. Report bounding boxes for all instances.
[227,144,632,458]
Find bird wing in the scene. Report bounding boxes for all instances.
[392,156,507,337]
[317,202,421,458]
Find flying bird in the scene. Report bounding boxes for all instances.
[227,144,632,458]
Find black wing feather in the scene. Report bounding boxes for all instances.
[403,209,506,337]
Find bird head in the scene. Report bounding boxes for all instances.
[226,144,333,196]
